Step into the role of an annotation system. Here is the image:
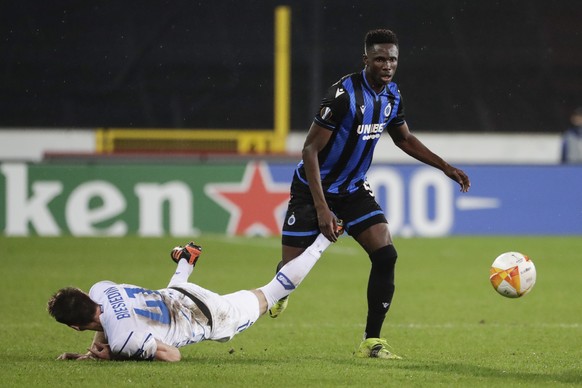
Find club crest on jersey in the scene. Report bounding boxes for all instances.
[287,213,296,226]
[384,102,392,118]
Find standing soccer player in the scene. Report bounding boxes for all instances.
[270,29,471,359]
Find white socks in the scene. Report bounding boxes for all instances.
[259,234,331,309]
[166,233,333,307]
[168,259,194,287]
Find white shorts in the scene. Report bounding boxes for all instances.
[170,283,261,342]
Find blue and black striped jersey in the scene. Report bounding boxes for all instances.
[295,70,405,195]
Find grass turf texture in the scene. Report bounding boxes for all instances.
[1,235,581,387]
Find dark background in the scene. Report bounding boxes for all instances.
[1,0,580,132]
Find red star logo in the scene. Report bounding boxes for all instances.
[205,162,290,236]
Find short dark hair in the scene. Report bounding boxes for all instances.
[365,29,399,51]
[47,287,97,326]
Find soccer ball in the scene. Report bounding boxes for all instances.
[489,252,536,298]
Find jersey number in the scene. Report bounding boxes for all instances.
[124,287,170,324]
[363,180,375,198]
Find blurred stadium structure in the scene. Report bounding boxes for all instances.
[1,1,581,139]
[0,0,582,164]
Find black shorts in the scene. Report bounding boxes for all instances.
[281,176,387,248]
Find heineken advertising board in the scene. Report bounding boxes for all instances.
[1,162,581,237]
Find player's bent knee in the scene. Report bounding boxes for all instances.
[369,245,398,271]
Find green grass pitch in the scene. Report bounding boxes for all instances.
[1,235,581,387]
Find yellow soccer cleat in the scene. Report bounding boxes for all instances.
[355,338,402,359]
[268,296,289,318]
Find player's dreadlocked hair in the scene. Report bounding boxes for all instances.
[47,287,98,326]
[365,29,399,51]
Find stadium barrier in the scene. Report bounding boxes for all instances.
[95,128,286,154]
[1,161,580,237]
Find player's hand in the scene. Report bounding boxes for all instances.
[56,352,84,360]
[88,341,112,360]
[56,352,97,361]
[444,166,471,193]
[317,210,341,243]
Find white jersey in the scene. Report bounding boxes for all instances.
[89,280,260,360]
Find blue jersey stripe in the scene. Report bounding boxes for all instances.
[297,71,404,195]
[346,210,385,229]
[118,331,134,356]
[282,230,320,237]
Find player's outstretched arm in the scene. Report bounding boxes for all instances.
[388,122,471,192]
[86,338,180,362]
[56,352,97,361]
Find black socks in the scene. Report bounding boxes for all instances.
[364,244,397,339]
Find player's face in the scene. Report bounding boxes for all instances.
[363,43,399,92]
